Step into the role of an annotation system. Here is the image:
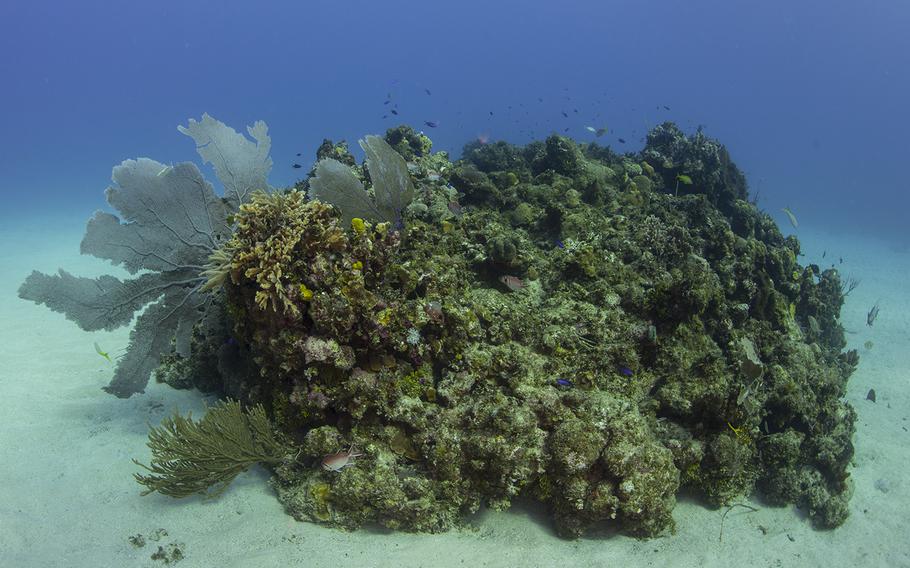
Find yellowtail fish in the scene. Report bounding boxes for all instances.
[781,207,798,229]
[94,342,112,364]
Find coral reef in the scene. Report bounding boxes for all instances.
[228,124,855,536]
[21,118,858,539]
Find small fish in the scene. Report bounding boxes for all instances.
[292,163,302,169]
[867,302,880,326]
[573,109,578,113]
[563,127,570,132]
[822,250,826,258]
[498,275,526,292]
[537,97,543,102]
[866,388,876,403]
[663,105,671,110]
[296,152,302,157]
[781,207,799,229]
[424,120,439,128]
[618,365,633,377]
[94,342,112,364]
[555,378,574,388]
[554,238,564,249]
[391,109,399,115]
[561,111,568,118]
[585,126,597,133]
[617,137,626,143]
[424,88,432,95]
[489,111,494,116]
[383,100,391,105]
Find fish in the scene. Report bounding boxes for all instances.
[663,105,671,110]
[424,120,439,128]
[424,88,432,95]
[554,238,564,249]
[561,111,568,118]
[296,152,302,156]
[555,378,574,388]
[617,137,626,143]
[391,109,399,115]
[498,275,526,292]
[585,126,597,133]
[618,365,634,377]
[781,207,798,229]
[563,127,570,132]
[489,111,494,116]
[867,302,880,326]
[94,342,112,364]
[292,164,302,169]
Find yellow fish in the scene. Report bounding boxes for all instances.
[94,342,112,364]
[781,207,798,229]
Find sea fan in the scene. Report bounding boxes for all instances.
[308,135,415,225]
[18,115,272,397]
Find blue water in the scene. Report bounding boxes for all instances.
[1,0,907,241]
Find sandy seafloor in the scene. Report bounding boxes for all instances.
[1,214,908,568]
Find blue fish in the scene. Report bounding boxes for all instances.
[618,366,633,377]
[555,378,573,388]
[554,238,565,249]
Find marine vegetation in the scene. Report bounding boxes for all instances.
[20,118,858,539]
[17,114,271,397]
[134,399,292,498]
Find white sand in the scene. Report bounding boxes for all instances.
[2,217,908,568]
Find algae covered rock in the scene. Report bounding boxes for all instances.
[137,122,857,539]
